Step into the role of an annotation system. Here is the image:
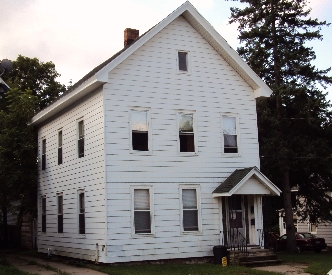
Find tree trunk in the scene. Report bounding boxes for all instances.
[282,168,297,252]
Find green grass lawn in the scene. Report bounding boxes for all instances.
[278,251,332,275]
[92,262,281,275]
[2,250,331,275]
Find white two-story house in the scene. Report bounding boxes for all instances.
[29,1,281,263]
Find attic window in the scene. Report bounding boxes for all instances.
[178,51,188,71]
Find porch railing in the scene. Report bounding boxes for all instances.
[222,229,248,255]
[257,228,264,247]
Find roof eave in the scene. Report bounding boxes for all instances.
[181,5,272,98]
[29,76,105,126]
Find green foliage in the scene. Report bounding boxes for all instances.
[0,88,38,212]
[230,0,332,226]
[0,55,65,246]
[2,55,66,110]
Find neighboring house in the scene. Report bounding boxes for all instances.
[279,191,332,246]
[29,1,281,263]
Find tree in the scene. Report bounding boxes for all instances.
[3,55,66,110]
[0,55,65,247]
[229,0,332,252]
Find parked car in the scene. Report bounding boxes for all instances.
[275,232,327,253]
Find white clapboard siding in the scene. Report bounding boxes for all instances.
[37,88,106,261]
[103,16,261,262]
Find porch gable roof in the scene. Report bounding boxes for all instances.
[212,167,281,197]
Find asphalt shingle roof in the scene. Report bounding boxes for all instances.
[213,167,254,194]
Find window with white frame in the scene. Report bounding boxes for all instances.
[78,120,84,158]
[41,196,46,232]
[178,51,188,72]
[58,130,63,165]
[179,112,195,153]
[41,139,46,170]
[133,188,152,234]
[222,115,238,153]
[57,193,63,233]
[181,187,200,232]
[131,110,149,151]
[78,190,85,234]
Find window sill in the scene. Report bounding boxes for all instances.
[178,152,198,156]
[181,231,202,235]
[132,233,155,238]
[222,153,240,157]
[130,150,152,156]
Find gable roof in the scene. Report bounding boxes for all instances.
[212,167,281,197]
[29,1,273,126]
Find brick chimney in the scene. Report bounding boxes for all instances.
[124,28,139,47]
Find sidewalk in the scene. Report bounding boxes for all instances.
[6,254,107,275]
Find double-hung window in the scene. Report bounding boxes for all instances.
[41,196,46,233]
[133,188,153,234]
[58,130,63,165]
[57,193,63,233]
[78,190,85,234]
[131,110,149,151]
[179,112,195,153]
[41,139,46,170]
[78,120,84,158]
[222,115,238,154]
[181,187,200,232]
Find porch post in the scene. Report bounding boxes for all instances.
[219,197,224,245]
[254,195,264,247]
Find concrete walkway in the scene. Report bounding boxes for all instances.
[6,254,107,275]
[254,263,311,275]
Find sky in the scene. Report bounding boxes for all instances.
[1,0,331,102]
